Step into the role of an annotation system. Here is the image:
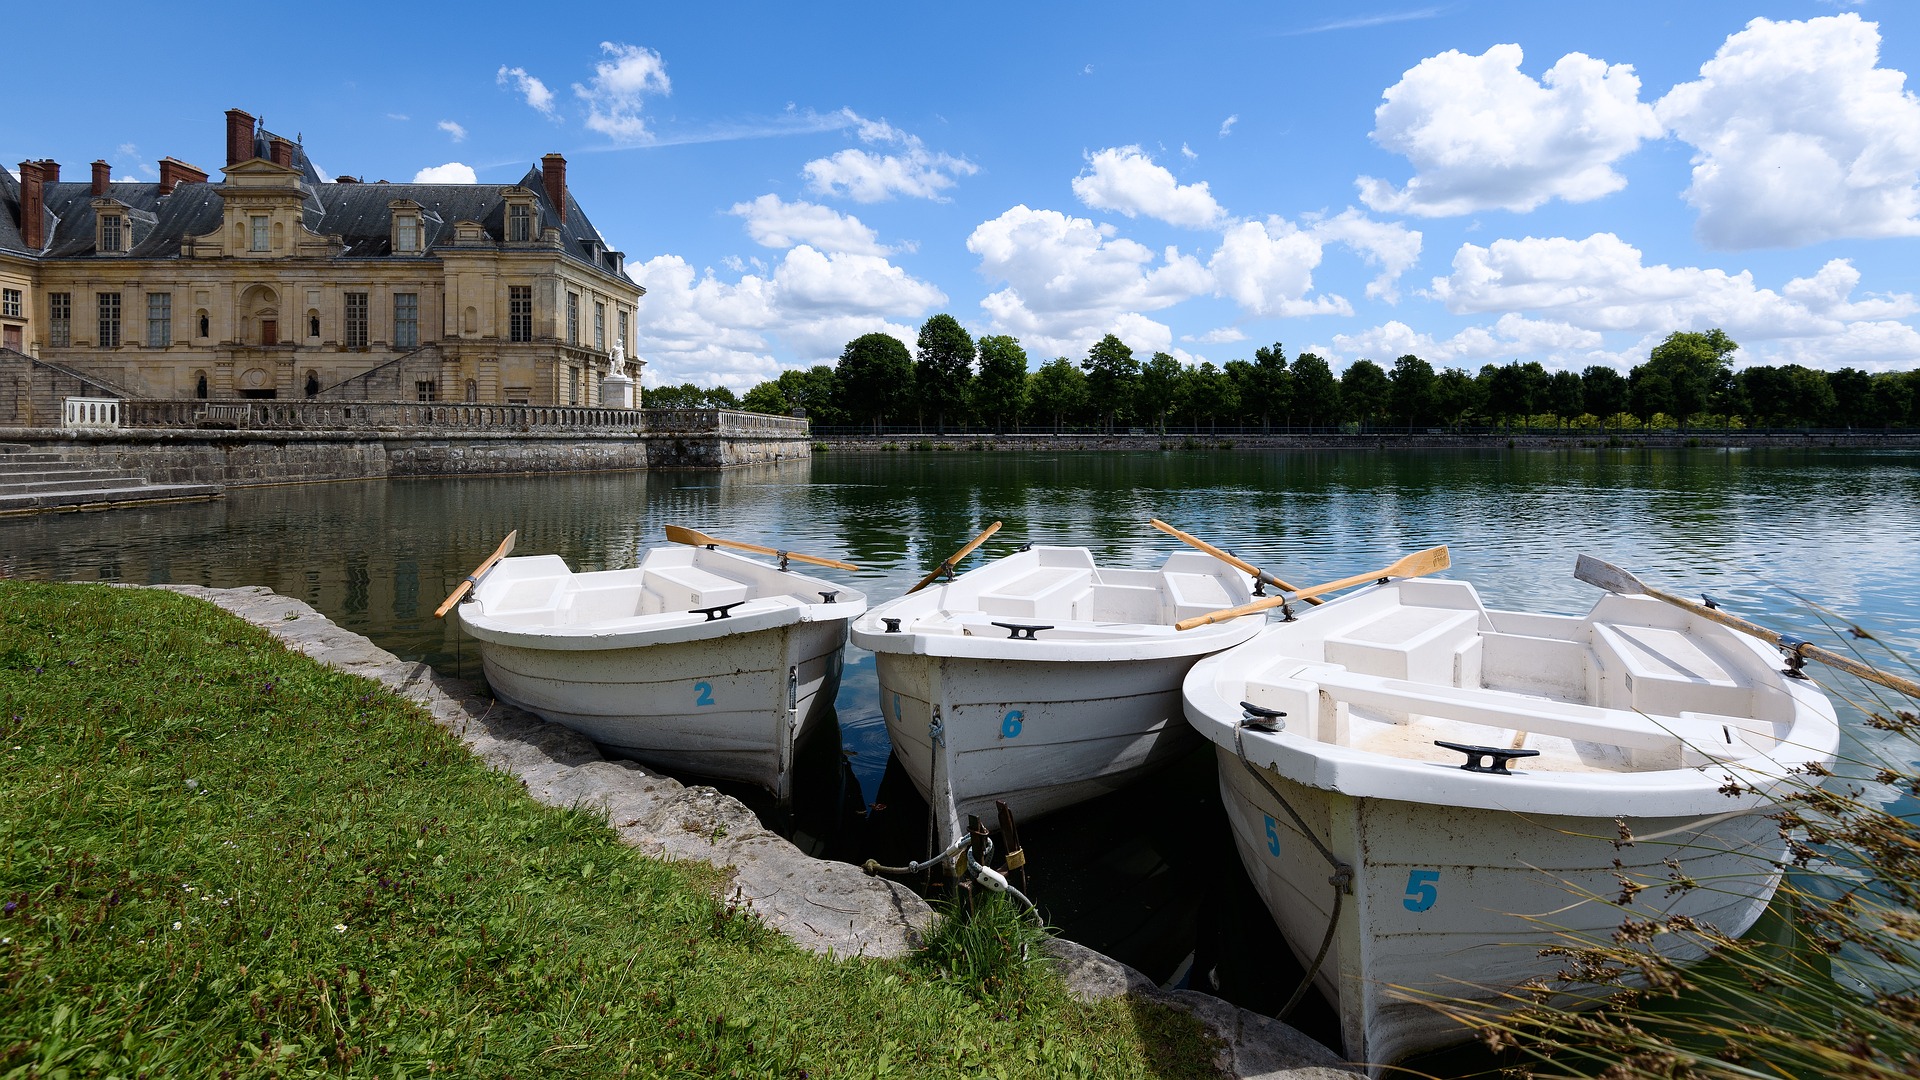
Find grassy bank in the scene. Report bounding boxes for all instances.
[0,582,1216,1078]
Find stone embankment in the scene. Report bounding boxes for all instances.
[816,430,1920,452]
[0,443,220,515]
[171,584,1359,1079]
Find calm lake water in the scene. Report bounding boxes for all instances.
[5,447,1916,1064]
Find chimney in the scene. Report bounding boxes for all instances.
[541,153,567,225]
[269,137,294,168]
[17,161,49,251]
[92,159,111,196]
[225,108,256,166]
[157,157,208,195]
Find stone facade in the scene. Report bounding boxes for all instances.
[0,109,643,413]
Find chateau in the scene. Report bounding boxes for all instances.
[0,108,643,420]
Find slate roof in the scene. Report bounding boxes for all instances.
[2,144,633,286]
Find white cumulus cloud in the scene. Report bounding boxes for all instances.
[802,112,977,203]
[438,121,467,143]
[1072,146,1225,228]
[574,42,671,143]
[1208,219,1348,318]
[413,162,477,184]
[496,65,556,116]
[729,195,893,256]
[1305,208,1423,302]
[1357,43,1662,216]
[1656,13,1920,249]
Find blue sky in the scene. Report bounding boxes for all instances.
[14,2,1920,390]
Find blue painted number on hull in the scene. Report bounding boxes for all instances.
[1264,815,1281,856]
[1403,869,1440,911]
[1001,710,1024,738]
[694,682,714,707]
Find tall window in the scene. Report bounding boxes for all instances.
[49,294,71,347]
[508,204,532,243]
[250,215,270,252]
[100,214,124,253]
[566,292,579,345]
[415,380,437,402]
[146,293,172,346]
[394,215,420,252]
[1,289,20,318]
[344,292,369,349]
[394,293,419,348]
[98,293,122,348]
[616,307,628,352]
[594,302,605,350]
[509,286,532,342]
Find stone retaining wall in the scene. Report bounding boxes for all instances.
[817,431,1920,452]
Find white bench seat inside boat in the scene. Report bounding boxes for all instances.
[643,564,752,613]
[976,566,1093,619]
[1325,606,1482,684]
[1162,570,1241,621]
[1071,582,1166,623]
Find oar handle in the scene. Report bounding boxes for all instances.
[908,521,1003,594]
[663,525,858,571]
[1175,546,1450,631]
[435,530,518,618]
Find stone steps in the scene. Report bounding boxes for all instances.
[0,448,221,515]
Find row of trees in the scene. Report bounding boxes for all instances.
[694,316,1920,432]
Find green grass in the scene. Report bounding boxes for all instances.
[0,581,1220,1078]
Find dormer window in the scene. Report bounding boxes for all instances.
[250,214,270,252]
[508,203,533,243]
[99,213,127,254]
[395,215,420,252]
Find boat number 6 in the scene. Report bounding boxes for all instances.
[1403,869,1441,912]
[1001,710,1024,738]
[1263,815,1281,856]
[693,682,714,707]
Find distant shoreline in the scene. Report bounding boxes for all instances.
[812,430,1920,452]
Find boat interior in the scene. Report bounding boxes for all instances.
[474,550,840,629]
[916,547,1250,633]
[1238,578,1801,774]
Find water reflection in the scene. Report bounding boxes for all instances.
[4,447,1917,1062]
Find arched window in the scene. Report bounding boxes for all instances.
[197,311,210,338]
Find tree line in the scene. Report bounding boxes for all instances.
[643,316,1920,433]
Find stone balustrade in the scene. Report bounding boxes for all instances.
[62,397,122,429]
[111,399,807,438]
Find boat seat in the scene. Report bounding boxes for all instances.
[977,567,1092,619]
[643,564,751,613]
[1163,571,1240,621]
[1324,607,1481,684]
[1590,621,1752,718]
[1072,583,1166,624]
[1303,667,1757,763]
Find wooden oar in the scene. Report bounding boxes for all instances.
[1149,518,1323,606]
[663,524,858,572]
[1175,546,1452,631]
[1574,555,1920,699]
[907,521,1003,594]
[434,530,518,617]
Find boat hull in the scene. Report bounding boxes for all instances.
[1216,746,1785,1071]
[877,650,1203,844]
[478,617,848,802]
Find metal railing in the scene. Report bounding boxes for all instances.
[63,397,122,429]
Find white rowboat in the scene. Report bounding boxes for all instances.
[1182,574,1839,1073]
[851,544,1264,851]
[456,544,866,803]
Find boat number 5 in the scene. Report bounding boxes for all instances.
[1001,710,1024,738]
[693,682,714,707]
[1403,869,1441,912]
[1263,815,1281,856]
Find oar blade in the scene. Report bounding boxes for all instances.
[663,524,712,548]
[1573,554,1646,596]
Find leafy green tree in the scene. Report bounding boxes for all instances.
[1242,343,1293,431]
[1387,354,1437,430]
[1290,352,1340,428]
[1028,357,1089,431]
[1433,367,1484,429]
[1081,334,1139,431]
[1581,366,1631,421]
[1137,352,1184,432]
[1870,371,1915,428]
[741,381,787,415]
[1174,362,1239,429]
[1629,366,1673,426]
[1340,359,1392,428]
[1643,329,1738,428]
[837,333,915,433]
[1547,370,1584,428]
[1484,361,1548,429]
[914,314,974,433]
[1828,367,1873,428]
[645,383,738,410]
[972,335,1029,433]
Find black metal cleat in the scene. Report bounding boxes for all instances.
[991,621,1052,640]
[1434,740,1540,775]
[691,600,748,622]
[1240,701,1287,731]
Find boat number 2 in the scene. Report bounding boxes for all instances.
[693,682,714,707]
[1001,710,1024,738]
[1263,815,1280,856]
[1403,869,1441,912]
